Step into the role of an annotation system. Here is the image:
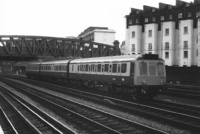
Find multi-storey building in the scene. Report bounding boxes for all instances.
[78,27,115,46]
[125,0,200,66]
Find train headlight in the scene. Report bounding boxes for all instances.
[160,81,163,84]
[142,80,146,84]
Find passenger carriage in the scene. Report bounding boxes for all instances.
[25,54,166,99]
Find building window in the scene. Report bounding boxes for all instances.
[165,28,169,36]
[148,30,152,37]
[188,12,191,17]
[196,11,200,18]
[136,10,140,14]
[184,26,188,34]
[184,41,188,49]
[184,51,188,58]
[152,9,156,12]
[132,44,135,52]
[145,18,148,22]
[169,14,173,19]
[178,13,183,18]
[165,42,169,50]
[148,43,152,51]
[136,19,139,23]
[152,17,156,22]
[160,16,165,20]
[132,31,135,38]
[165,52,169,59]
[129,20,132,24]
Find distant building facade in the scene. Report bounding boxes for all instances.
[125,0,200,66]
[78,27,116,46]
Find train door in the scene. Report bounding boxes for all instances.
[130,62,135,79]
[109,64,112,76]
[117,63,121,76]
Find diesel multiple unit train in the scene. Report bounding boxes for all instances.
[25,54,166,99]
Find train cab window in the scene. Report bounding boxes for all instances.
[98,64,101,72]
[105,64,109,72]
[121,63,127,73]
[112,64,117,73]
[149,62,156,75]
[157,62,164,75]
[139,62,147,75]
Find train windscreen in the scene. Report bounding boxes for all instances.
[139,61,165,76]
[139,62,147,75]
[157,62,164,75]
[149,62,156,75]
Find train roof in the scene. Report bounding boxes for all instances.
[70,55,142,64]
[40,59,71,65]
[27,54,162,65]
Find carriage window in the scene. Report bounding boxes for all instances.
[98,64,101,72]
[91,64,93,72]
[157,62,164,75]
[121,63,127,73]
[105,64,109,72]
[63,65,66,70]
[86,65,88,71]
[102,65,104,72]
[78,65,80,71]
[139,62,147,75]
[88,65,91,72]
[95,65,98,72]
[112,64,117,73]
[149,62,156,75]
[83,65,86,71]
[109,64,112,72]
[72,65,74,71]
[80,65,82,71]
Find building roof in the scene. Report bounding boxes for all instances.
[78,26,109,37]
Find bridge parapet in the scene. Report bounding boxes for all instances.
[0,35,120,60]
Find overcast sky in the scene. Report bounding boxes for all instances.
[0,0,193,44]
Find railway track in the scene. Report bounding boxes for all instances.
[0,107,18,134]
[0,88,74,134]
[162,84,200,100]
[6,74,200,100]
[0,77,165,134]
[0,76,199,133]
[140,99,200,117]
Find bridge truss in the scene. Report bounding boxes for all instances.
[0,35,120,60]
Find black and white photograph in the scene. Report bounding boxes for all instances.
[0,0,200,134]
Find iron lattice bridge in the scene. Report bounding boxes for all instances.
[0,35,120,60]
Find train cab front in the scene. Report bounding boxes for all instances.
[134,59,166,98]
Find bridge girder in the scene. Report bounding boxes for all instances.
[0,35,120,60]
